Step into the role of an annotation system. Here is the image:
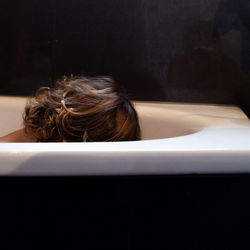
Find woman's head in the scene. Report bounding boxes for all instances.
[23,76,141,142]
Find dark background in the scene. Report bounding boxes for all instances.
[1,1,250,249]
[1,175,250,250]
[1,0,250,114]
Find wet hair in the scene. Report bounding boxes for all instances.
[23,76,141,142]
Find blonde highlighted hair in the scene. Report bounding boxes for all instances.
[23,76,141,142]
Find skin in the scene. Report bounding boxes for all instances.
[0,129,36,142]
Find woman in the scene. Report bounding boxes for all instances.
[0,75,141,142]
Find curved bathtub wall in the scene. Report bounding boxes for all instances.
[0,96,205,140]
[0,95,249,141]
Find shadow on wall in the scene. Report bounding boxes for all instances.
[167,20,243,104]
[214,0,250,116]
[214,0,250,73]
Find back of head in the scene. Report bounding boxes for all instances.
[23,76,141,142]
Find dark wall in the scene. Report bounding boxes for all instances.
[1,0,250,109]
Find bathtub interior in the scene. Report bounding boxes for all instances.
[0,96,249,141]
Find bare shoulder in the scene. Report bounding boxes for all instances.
[0,129,36,142]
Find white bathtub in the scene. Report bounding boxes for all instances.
[0,95,250,176]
